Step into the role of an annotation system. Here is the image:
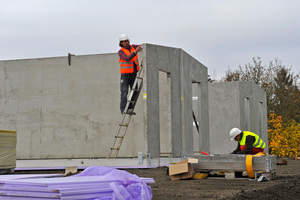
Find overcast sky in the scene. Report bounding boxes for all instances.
[1,0,299,79]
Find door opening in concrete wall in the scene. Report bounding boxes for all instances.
[159,71,172,158]
[192,81,201,154]
[244,97,250,130]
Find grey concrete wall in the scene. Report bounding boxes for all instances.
[142,44,181,158]
[0,54,144,159]
[184,51,210,155]
[251,82,268,151]
[143,44,209,158]
[208,81,268,154]
[0,43,210,160]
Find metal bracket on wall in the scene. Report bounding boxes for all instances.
[68,53,75,66]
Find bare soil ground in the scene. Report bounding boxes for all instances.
[6,158,300,199]
[124,158,300,200]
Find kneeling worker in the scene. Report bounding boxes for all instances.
[229,128,266,154]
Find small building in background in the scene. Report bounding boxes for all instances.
[208,81,268,154]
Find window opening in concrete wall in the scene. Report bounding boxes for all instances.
[192,81,201,154]
[244,97,250,130]
[159,71,172,158]
[258,101,263,136]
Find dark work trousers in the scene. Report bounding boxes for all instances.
[120,73,137,113]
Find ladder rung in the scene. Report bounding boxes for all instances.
[128,100,136,103]
[115,136,124,138]
[136,77,143,79]
[111,148,119,150]
[119,123,128,127]
[133,88,140,91]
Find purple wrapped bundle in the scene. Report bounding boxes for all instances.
[0,166,154,199]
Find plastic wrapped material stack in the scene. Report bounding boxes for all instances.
[0,130,17,171]
[0,166,154,199]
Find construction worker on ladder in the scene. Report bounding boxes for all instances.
[229,128,266,154]
[118,34,142,115]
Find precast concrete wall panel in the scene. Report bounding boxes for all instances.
[181,50,210,155]
[208,82,240,154]
[144,44,209,158]
[208,81,268,154]
[0,54,144,159]
[144,44,182,158]
[0,43,210,161]
[253,82,268,151]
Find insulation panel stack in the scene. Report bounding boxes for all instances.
[0,168,154,199]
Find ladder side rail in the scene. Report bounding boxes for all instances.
[107,114,128,158]
[124,77,143,113]
[112,115,132,158]
[123,65,143,113]
[108,114,132,158]
[108,64,144,158]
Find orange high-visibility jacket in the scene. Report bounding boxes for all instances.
[119,45,139,74]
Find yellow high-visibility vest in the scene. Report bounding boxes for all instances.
[239,131,266,149]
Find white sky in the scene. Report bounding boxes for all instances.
[1,0,299,79]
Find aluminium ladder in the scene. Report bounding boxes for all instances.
[107,64,144,159]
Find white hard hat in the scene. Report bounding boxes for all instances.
[229,128,242,141]
[119,34,129,42]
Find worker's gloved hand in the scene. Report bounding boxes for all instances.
[136,46,143,52]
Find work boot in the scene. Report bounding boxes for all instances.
[125,109,136,115]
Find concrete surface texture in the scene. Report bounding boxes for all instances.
[208,81,268,154]
[144,44,209,158]
[0,53,137,159]
[0,43,209,162]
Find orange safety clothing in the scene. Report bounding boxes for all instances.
[119,45,139,74]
